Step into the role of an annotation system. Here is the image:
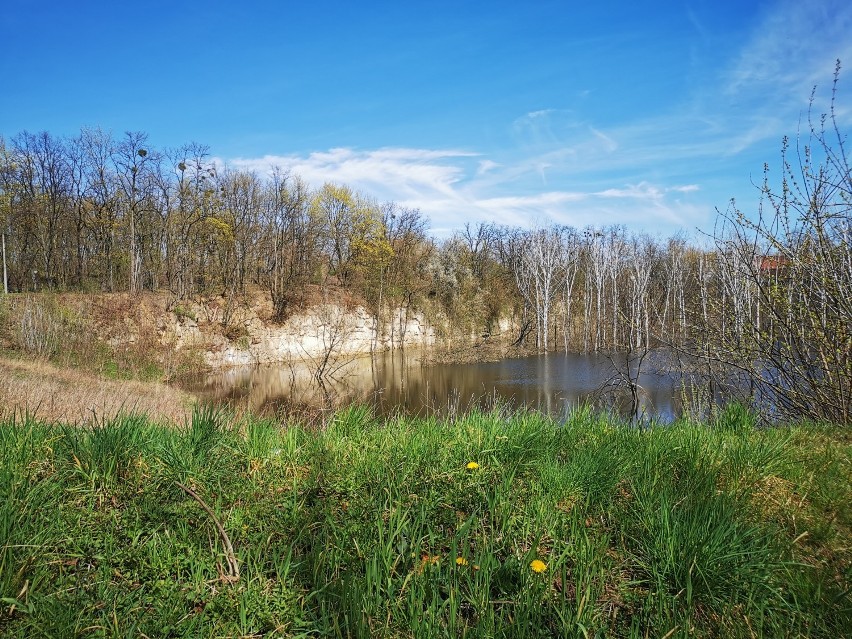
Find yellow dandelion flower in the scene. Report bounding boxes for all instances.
[529,559,547,573]
[466,461,479,470]
[455,556,468,566]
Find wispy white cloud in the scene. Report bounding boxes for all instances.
[216,0,849,239]
[726,0,852,98]
[589,127,618,153]
[511,108,587,150]
[228,147,476,202]
[476,159,500,176]
[668,185,700,194]
[596,183,664,200]
[222,145,705,235]
[477,191,587,213]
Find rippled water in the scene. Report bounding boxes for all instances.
[187,349,689,421]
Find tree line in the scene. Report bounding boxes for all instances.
[0,126,710,355]
[1,67,849,422]
[0,130,431,321]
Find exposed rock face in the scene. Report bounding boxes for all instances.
[205,304,435,368]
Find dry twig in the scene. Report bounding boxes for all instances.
[176,481,240,582]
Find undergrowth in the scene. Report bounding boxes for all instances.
[0,293,201,382]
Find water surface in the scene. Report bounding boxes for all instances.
[188,350,687,421]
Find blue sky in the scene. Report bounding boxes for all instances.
[2,0,850,237]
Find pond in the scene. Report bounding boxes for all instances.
[186,349,691,421]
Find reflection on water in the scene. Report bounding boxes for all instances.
[186,350,687,421]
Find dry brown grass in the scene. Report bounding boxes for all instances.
[0,356,196,424]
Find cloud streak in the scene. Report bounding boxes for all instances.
[726,0,852,98]
[229,147,476,202]
[222,146,706,236]
[218,0,849,239]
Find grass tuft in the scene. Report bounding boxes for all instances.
[0,406,849,637]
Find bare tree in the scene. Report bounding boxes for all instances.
[701,62,851,422]
[265,170,317,319]
[113,132,154,294]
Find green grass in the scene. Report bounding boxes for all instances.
[0,404,849,637]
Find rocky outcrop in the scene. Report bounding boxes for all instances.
[203,304,435,368]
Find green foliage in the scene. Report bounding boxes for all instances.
[172,304,197,322]
[56,414,150,491]
[712,401,757,432]
[0,408,848,637]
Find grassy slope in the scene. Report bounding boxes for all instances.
[0,357,196,424]
[1,406,849,638]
